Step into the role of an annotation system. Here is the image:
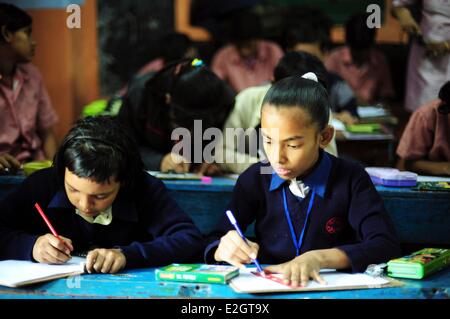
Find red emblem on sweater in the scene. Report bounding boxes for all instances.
[325,217,344,234]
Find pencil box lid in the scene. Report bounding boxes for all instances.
[365,167,417,187]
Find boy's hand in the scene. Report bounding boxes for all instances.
[32,234,73,264]
[160,152,190,173]
[86,248,126,274]
[214,230,259,269]
[265,251,326,287]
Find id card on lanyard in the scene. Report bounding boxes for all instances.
[282,187,315,257]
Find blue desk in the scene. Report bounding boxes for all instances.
[0,175,449,245]
[0,267,448,299]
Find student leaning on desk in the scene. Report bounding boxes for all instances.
[204,73,401,288]
[396,81,450,176]
[0,116,204,274]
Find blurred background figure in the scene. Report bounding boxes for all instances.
[392,0,450,113]
[136,32,197,76]
[325,12,395,105]
[117,59,234,175]
[0,3,57,173]
[396,81,450,176]
[211,8,283,93]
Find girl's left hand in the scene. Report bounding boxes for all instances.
[264,251,326,287]
[86,248,126,274]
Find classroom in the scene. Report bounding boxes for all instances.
[0,0,449,306]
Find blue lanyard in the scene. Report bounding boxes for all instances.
[282,187,315,256]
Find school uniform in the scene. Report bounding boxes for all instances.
[205,151,401,272]
[0,168,204,268]
[0,63,58,161]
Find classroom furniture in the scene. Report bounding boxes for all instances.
[0,266,448,299]
[0,175,449,246]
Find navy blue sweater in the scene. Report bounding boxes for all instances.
[205,152,401,272]
[0,168,203,268]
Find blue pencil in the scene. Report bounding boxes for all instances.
[225,210,264,273]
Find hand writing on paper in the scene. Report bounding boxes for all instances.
[86,248,126,274]
[32,234,74,264]
[264,251,326,287]
[214,230,259,269]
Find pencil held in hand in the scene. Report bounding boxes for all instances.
[225,210,264,273]
[34,203,73,255]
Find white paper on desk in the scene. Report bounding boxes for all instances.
[0,257,86,288]
[230,268,390,294]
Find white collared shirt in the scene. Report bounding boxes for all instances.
[76,206,113,225]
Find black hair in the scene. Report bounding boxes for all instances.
[0,3,32,42]
[262,75,330,131]
[345,12,376,49]
[54,116,144,193]
[438,81,450,114]
[273,51,328,90]
[345,12,376,66]
[143,58,234,131]
[158,32,194,63]
[170,64,235,130]
[229,9,262,47]
[282,6,332,52]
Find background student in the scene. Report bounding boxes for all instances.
[0,116,204,273]
[117,58,234,175]
[396,81,450,176]
[205,74,401,287]
[211,9,283,93]
[392,1,450,113]
[0,3,58,170]
[325,12,395,105]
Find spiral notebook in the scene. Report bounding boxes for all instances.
[0,257,86,288]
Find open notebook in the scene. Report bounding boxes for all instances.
[0,257,86,288]
[230,268,403,294]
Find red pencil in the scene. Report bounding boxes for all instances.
[34,202,71,254]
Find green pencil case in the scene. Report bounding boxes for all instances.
[387,248,450,279]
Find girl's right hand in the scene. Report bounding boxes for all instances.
[32,234,73,264]
[214,230,259,269]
